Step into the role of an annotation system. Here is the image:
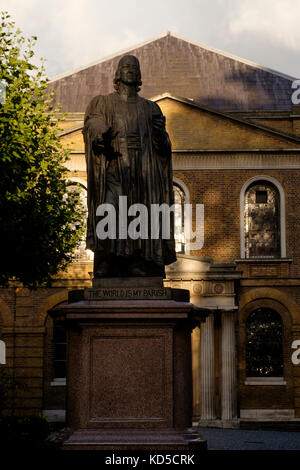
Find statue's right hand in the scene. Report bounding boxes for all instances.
[92,127,119,158]
[102,126,118,142]
[92,136,105,154]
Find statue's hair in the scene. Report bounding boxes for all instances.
[113,55,142,92]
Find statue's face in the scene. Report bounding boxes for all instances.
[119,56,140,86]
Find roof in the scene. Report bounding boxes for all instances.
[48,32,296,113]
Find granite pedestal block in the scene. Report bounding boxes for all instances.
[58,278,207,451]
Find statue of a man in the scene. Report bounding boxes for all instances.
[83,55,176,277]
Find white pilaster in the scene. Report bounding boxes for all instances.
[221,311,237,420]
[200,313,216,420]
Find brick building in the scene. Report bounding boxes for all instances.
[1,32,300,427]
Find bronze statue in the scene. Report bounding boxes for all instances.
[83,55,176,277]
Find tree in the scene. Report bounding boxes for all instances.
[0,12,85,288]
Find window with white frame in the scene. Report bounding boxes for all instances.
[244,181,280,258]
[173,183,186,254]
[53,319,67,380]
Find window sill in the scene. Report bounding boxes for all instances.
[51,378,66,386]
[244,377,286,386]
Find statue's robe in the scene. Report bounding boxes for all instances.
[83,91,176,267]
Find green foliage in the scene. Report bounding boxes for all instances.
[0,414,50,449]
[0,12,85,288]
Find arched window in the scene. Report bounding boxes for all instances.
[244,181,280,258]
[66,183,93,261]
[173,183,186,254]
[246,308,283,377]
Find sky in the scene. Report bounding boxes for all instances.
[1,0,300,79]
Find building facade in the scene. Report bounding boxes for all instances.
[1,32,300,426]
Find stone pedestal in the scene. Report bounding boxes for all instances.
[58,278,207,451]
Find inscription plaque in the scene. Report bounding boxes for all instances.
[84,287,172,301]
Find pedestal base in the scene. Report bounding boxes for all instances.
[63,429,206,451]
[57,279,207,452]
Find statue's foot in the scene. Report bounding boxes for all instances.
[94,260,111,277]
[128,264,147,277]
[152,265,165,277]
[144,260,165,277]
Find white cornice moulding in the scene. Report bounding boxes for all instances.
[172,153,300,170]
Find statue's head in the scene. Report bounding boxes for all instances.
[114,55,142,92]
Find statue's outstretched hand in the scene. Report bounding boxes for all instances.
[152,115,166,134]
[102,127,120,162]
[152,115,170,153]
[92,127,118,158]
[92,135,105,154]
